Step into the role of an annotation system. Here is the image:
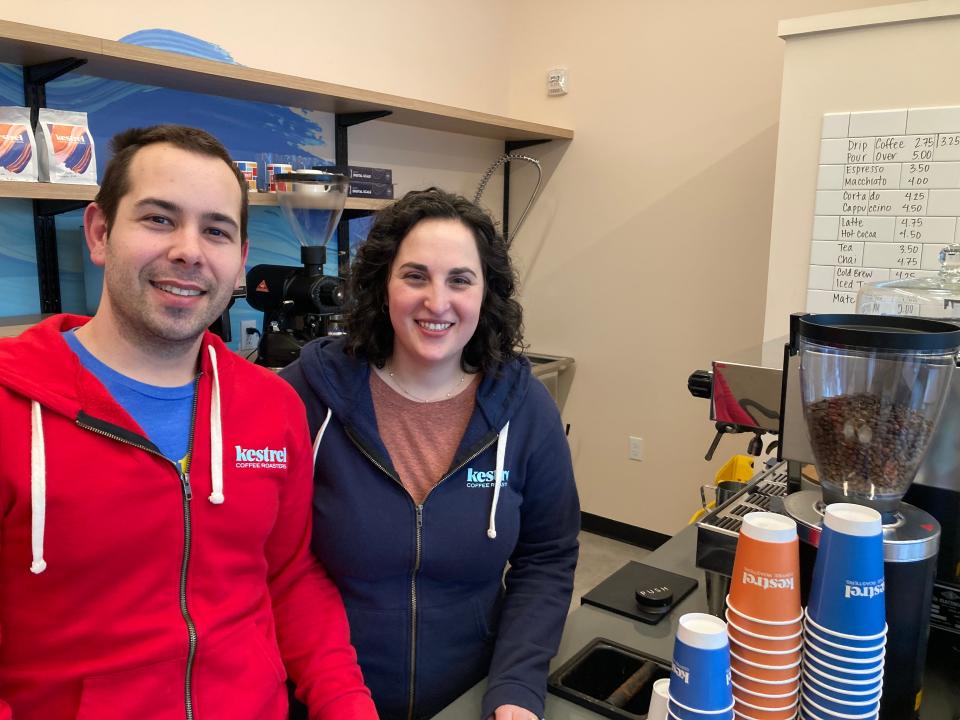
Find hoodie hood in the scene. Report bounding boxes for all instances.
[0,314,91,422]
[293,336,533,457]
[0,314,231,573]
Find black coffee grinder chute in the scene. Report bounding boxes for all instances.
[245,170,349,368]
[784,313,960,719]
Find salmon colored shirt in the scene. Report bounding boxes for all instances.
[370,371,478,504]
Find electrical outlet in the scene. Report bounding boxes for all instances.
[628,436,644,461]
[239,320,259,352]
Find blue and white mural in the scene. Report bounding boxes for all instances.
[0,29,376,347]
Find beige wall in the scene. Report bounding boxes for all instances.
[1,0,911,533]
[499,1,908,533]
[1,2,514,115]
[764,2,960,341]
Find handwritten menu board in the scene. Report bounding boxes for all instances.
[807,107,960,313]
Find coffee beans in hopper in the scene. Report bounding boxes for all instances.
[806,394,934,493]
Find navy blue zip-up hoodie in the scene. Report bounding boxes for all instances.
[281,337,579,719]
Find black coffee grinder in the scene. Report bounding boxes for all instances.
[783,313,960,719]
[245,170,349,368]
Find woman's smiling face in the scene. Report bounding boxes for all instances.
[386,218,484,372]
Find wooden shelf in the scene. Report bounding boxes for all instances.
[0,181,96,201]
[0,181,392,212]
[0,19,574,143]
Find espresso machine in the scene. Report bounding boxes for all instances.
[691,309,960,719]
[245,170,349,368]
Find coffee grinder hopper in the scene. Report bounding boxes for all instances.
[794,313,960,519]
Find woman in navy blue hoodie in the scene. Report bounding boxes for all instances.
[281,188,580,720]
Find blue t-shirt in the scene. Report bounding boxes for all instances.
[63,330,194,463]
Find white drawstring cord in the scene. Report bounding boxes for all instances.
[27,344,227,574]
[207,345,224,504]
[30,401,47,574]
[313,408,333,464]
[486,422,510,540]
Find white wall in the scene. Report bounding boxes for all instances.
[499,0,909,532]
[764,2,960,341]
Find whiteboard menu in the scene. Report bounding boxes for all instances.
[807,106,960,313]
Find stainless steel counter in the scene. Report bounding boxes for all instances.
[434,524,960,719]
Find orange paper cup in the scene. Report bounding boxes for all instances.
[730,638,801,668]
[733,683,798,710]
[728,620,802,653]
[732,698,800,720]
[726,601,802,638]
[730,649,801,684]
[731,666,800,696]
[729,513,801,623]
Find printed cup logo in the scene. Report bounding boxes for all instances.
[742,570,794,591]
[672,660,691,684]
[844,579,885,599]
[235,445,287,469]
[466,467,509,488]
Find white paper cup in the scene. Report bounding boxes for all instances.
[648,678,670,720]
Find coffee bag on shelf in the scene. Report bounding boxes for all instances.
[35,109,97,184]
[0,106,39,182]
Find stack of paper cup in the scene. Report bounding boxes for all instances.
[667,613,734,719]
[725,512,802,719]
[799,504,886,720]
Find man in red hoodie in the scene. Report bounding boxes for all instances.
[0,125,377,720]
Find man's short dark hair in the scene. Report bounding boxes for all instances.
[345,187,525,374]
[94,125,248,243]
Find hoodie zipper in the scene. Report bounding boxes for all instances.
[76,375,201,720]
[343,426,499,720]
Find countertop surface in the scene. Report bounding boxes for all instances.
[434,524,960,719]
[434,526,706,719]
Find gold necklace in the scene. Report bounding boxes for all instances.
[386,367,466,403]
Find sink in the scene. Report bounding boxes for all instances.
[547,638,671,719]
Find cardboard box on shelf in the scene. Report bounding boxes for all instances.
[347,180,394,199]
[346,165,392,183]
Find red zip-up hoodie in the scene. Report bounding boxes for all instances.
[0,315,377,720]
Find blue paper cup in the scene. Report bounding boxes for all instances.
[669,613,734,712]
[803,621,885,656]
[803,635,886,670]
[801,668,882,699]
[798,699,878,720]
[803,609,887,648]
[803,638,884,672]
[667,698,734,719]
[801,680,881,717]
[802,657,882,689]
[802,648,883,684]
[807,504,885,637]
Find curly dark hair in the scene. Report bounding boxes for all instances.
[345,187,525,373]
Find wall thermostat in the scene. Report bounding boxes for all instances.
[547,67,568,96]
